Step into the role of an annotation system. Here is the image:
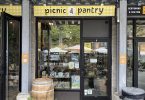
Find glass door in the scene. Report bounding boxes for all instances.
[0,12,21,100]
[0,12,6,100]
[81,39,111,100]
[134,40,145,90]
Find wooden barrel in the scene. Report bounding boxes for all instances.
[31,78,54,100]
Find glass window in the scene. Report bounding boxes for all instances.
[127,20,133,87]
[8,20,20,100]
[127,40,133,87]
[37,20,80,90]
[84,42,108,96]
[127,20,133,38]
[136,20,145,37]
[138,42,145,90]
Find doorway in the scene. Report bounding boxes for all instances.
[80,20,111,100]
[0,12,21,100]
[127,19,145,90]
[36,18,112,100]
[81,39,111,100]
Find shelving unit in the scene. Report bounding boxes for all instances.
[8,69,19,87]
[48,52,80,90]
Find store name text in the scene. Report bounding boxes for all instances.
[45,7,104,15]
[0,8,6,12]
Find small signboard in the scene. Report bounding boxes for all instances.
[142,6,145,14]
[22,53,29,64]
[127,6,142,16]
[120,54,127,64]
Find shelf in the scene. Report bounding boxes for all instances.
[40,53,80,93]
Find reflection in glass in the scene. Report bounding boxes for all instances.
[8,20,20,100]
[127,21,133,38]
[138,42,145,90]
[37,20,80,90]
[127,40,133,87]
[136,20,145,37]
[84,42,108,97]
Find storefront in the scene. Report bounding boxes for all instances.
[0,1,118,100]
[0,5,21,100]
[127,5,145,90]
[35,5,115,100]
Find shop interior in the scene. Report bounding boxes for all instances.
[6,20,21,100]
[36,19,110,100]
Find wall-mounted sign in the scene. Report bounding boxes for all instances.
[127,6,142,16]
[120,54,127,64]
[34,5,115,17]
[142,6,145,14]
[127,6,145,16]
[0,5,115,17]
[0,5,21,16]
[139,44,145,55]
[22,53,29,64]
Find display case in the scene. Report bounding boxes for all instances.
[49,52,80,90]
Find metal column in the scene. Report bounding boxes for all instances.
[118,0,127,93]
[21,0,32,93]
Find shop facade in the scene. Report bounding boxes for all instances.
[34,5,115,100]
[0,0,139,100]
[126,5,145,91]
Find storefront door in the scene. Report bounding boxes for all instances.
[0,12,21,100]
[81,38,111,100]
[127,20,145,90]
[134,39,145,90]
